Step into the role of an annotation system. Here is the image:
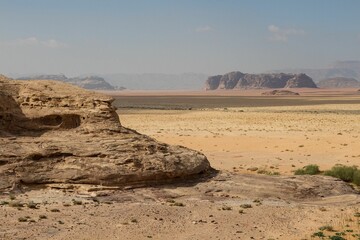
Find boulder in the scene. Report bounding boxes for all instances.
[0,76,211,190]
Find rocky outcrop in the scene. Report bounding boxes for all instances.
[0,76,211,190]
[261,90,300,96]
[205,72,317,90]
[17,74,115,90]
[317,77,360,88]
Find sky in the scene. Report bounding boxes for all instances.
[0,0,360,76]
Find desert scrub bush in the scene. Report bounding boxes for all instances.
[294,164,320,175]
[311,231,325,238]
[27,201,38,209]
[328,236,345,240]
[9,201,24,208]
[18,217,28,222]
[240,204,252,209]
[72,199,82,205]
[319,225,334,231]
[171,202,185,207]
[0,201,9,205]
[324,165,360,185]
[221,206,232,211]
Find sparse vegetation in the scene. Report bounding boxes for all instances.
[324,165,360,185]
[0,201,9,205]
[294,164,320,175]
[311,231,325,238]
[240,204,252,209]
[18,217,28,222]
[294,164,360,186]
[27,201,38,209]
[9,201,24,208]
[319,225,334,232]
[171,202,185,207]
[222,206,232,211]
[72,199,83,205]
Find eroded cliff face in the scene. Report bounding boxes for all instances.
[205,72,317,90]
[0,76,211,190]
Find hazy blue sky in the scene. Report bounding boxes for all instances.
[1,0,359,76]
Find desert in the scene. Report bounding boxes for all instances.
[2,1,360,239]
[1,78,360,239]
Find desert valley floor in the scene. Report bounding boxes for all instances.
[1,89,360,240]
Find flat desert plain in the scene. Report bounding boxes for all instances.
[1,89,360,240]
[115,90,360,176]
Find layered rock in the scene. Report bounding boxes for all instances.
[317,77,360,88]
[0,76,211,190]
[205,72,317,90]
[17,74,115,90]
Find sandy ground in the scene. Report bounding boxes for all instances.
[118,104,360,175]
[2,93,360,240]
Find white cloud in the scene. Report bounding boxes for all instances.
[268,25,305,42]
[195,26,213,33]
[0,37,67,48]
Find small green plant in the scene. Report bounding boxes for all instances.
[311,231,325,238]
[72,199,82,205]
[0,201,9,205]
[319,225,334,231]
[18,217,28,222]
[172,202,185,207]
[27,201,38,209]
[221,206,232,211]
[294,164,320,175]
[240,204,252,209]
[9,201,24,208]
[328,235,345,240]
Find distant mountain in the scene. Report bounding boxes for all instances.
[65,76,115,90]
[17,74,116,90]
[272,60,360,82]
[17,74,68,81]
[205,71,317,90]
[317,77,360,88]
[100,73,209,90]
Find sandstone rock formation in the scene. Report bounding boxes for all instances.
[317,77,360,88]
[17,74,115,90]
[205,72,317,90]
[261,90,300,96]
[0,76,211,190]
